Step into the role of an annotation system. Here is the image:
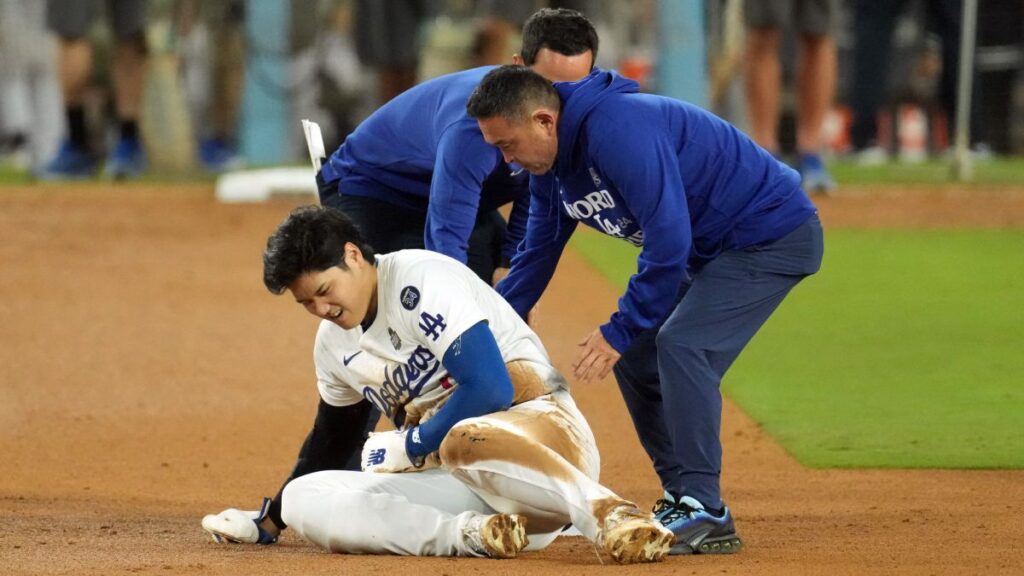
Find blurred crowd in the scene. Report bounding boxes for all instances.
[0,0,1021,186]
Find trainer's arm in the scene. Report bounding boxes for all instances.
[499,176,531,267]
[496,173,577,318]
[425,124,504,263]
[589,114,691,353]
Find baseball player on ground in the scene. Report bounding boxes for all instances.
[202,206,674,563]
[467,66,825,554]
[314,8,598,286]
[222,11,601,536]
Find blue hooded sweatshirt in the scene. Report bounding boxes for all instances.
[497,68,817,353]
[319,66,529,265]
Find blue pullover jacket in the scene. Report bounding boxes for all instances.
[320,66,529,265]
[497,69,817,353]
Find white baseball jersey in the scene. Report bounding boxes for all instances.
[313,249,561,429]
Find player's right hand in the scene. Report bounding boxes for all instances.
[361,429,421,473]
[201,497,279,545]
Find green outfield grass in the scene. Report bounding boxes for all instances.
[0,166,33,185]
[5,157,1022,186]
[0,167,218,185]
[570,228,1024,468]
[829,156,1024,186]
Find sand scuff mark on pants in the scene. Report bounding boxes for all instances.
[439,407,586,481]
[506,361,555,405]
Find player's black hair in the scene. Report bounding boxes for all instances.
[263,205,375,295]
[520,8,598,67]
[466,65,561,122]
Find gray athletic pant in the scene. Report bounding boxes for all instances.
[613,213,824,509]
[47,0,147,40]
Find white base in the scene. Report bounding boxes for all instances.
[215,167,318,203]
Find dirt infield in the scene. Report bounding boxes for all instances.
[2,183,1022,575]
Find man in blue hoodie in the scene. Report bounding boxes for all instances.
[467,65,824,555]
[317,8,597,285]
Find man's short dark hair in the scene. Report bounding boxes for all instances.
[263,205,375,294]
[520,8,598,67]
[466,65,561,122]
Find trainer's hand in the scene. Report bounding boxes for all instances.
[201,497,279,545]
[572,328,620,383]
[362,429,424,473]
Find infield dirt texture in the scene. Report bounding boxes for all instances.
[2,183,1022,575]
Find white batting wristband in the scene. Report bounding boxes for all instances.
[361,429,422,473]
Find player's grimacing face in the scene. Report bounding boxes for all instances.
[478,113,558,176]
[287,243,376,329]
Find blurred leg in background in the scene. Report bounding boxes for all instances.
[744,0,837,194]
[743,5,782,154]
[316,1,371,146]
[176,0,245,172]
[108,0,147,178]
[850,0,985,164]
[0,0,64,173]
[355,0,433,106]
[42,0,148,180]
[793,0,837,192]
[925,0,986,154]
[849,0,905,164]
[42,0,98,178]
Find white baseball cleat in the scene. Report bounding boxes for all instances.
[462,512,529,558]
[598,504,675,563]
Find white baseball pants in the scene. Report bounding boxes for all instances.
[281,389,628,555]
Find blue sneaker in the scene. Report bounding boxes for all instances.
[199,138,243,173]
[655,495,742,555]
[39,141,96,180]
[799,153,836,195]
[105,137,146,179]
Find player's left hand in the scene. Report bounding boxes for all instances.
[573,328,620,383]
[361,429,425,473]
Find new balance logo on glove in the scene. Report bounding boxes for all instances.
[366,448,387,467]
[360,429,426,473]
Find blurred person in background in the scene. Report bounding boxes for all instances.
[354,0,435,106]
[174,0,244,172]
[0,0,63,173]
[40,0,148,179]
[316,0,371,145]
[743,0,837,194]
[849,0,984,164]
